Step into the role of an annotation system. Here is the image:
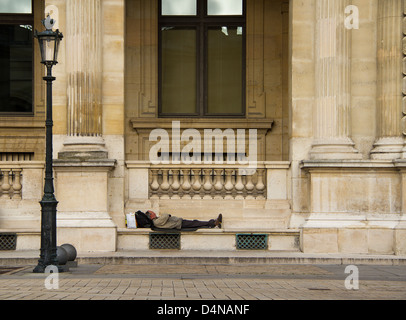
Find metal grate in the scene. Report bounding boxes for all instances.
[149,233,180,250]
[236,234,268,250]
[0,234,17,251]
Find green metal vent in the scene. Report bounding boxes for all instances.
[149,233,181,250]
[0,234,17,251]
[236,234,268,250]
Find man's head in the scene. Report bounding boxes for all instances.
[146,210,157,220]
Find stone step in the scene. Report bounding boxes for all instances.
[1,250,406,267]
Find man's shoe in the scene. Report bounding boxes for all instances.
[215,214,223,228]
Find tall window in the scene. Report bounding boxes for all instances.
[159,0,245,117]
[0,0,34,114]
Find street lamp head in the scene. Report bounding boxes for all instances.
[34,15,63,67]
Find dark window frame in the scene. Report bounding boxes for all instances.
[158,0,246,118]
[0,0,35,116]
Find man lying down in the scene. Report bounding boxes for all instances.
[146,211,222,230]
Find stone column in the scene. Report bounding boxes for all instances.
[395,1,406,255]
[58,0,107,160]
[310,0,361,160]
[402,1,406,159]
[371,0,403,160]
[54,0,116,253]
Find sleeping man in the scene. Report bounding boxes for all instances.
[146,211,222,230]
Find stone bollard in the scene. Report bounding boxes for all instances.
[60,244,78,269]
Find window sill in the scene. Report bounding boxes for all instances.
[130,117,273,133]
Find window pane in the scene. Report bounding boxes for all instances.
[207,0,243,16]
[207,26,243,115]
[0,25,33,113]
[0,0,32,13]
[161,28,196,114]
[162,0,197,16]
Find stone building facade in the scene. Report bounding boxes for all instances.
[0,0,405,255]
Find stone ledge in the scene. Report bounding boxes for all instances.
[2,251,406,266]
[54,159,117,168]
[130,118,274,132]
[301,160,397,169]
[118,228,299,235]
[125,160,290,169]
[0,229,40,234]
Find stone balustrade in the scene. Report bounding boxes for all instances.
[149,165,266,200]
[0,168,22,200]
[0,162,44,202]
[126,161,290,203]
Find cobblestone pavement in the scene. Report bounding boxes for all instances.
[0,263,405,301]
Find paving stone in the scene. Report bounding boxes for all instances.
[0,262,405,301]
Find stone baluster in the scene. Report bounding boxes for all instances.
[245,174,255,199]
[224,169,234,199]
[214,169,224,199]
[12,169,22,200]
[171,169,180,199]
[181,169,191,199]
[203,169,213,199]
[235,172,245,199]
[160,169,170,199]
[1,170,11,199]
[255,169,265,199]
[192,169,202,199]
[150,169,159,199]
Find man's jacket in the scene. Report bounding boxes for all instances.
[152,214,182,230]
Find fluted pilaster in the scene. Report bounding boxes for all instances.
[310,0,361,160]
[402,0,406,158]
[59,0,107,160]
[371,0,403,160]
[66,0,102,137]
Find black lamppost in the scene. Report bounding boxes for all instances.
[33,16,64,273]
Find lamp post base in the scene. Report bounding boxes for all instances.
[33,199,65,273]
[33,263,65,274]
